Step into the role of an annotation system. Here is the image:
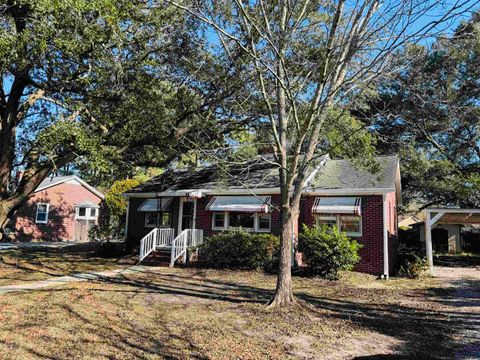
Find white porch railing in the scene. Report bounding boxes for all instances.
[170,229,203,267]
[139,228,175,263]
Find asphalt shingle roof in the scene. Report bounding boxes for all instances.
[306,156,398,191]
[126,155,398,195]
[36,176,75,190]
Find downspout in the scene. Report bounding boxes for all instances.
[382,193,389,279]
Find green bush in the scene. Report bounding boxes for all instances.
[198,230,279,270]
[298,224,361,280]
[397,252,427,278]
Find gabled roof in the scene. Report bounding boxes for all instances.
[35,175,105,199]
[305,155,399,191]
[124,155,400,198]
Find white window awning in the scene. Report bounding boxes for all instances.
[312,197,361,215]
[138,197,173,212]
[206,196,271,213]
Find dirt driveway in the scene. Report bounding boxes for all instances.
[430,265,480,360]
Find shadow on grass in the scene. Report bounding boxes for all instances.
[82,270,480,359]
[0,246,135,284]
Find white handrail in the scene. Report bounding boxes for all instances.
[139,228,157,263]
[156,228,175,248]
[170,229,203,267]
[139,228,174,263]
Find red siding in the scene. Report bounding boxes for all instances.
[13,182,102,242]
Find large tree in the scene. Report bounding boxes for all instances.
[0,0,243,232]
[363,13,480,208]
[167,0,478,306]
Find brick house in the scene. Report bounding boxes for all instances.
[124,155,401,276]
[10,176,104,242]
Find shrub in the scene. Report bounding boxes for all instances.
[298,224,361,280]
[397,252,427,278]
[198,230,279,270]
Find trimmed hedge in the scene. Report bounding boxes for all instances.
[298,224,361,280]
[198,230,279,270]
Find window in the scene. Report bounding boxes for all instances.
[340,216,362,236]
[211,212,271,232]
[229,212,255,230]
[314,214,362,237]
[35,203,49,224]
[316,215,337,229]
[212,212,225,230]
[145,212,171,228]
[76,207,98,220]
[257,214,271,232]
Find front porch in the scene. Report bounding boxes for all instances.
[139,227,204,267]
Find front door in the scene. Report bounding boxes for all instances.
[178,198,196,234]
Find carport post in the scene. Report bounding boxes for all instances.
[424,210,444,276]
[425,212,434,276]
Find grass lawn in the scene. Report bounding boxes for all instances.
[0,263,477,359]
[0,245,137,286]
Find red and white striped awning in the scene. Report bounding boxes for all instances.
[312,197,361,215]
[206,196,271,213]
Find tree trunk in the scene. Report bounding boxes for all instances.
[0,198,17,241]
[268,200,299,307]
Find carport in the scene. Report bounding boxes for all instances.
[424,208,480,275]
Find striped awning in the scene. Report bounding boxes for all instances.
[138,197,173,212]
[312,197,361,215]
[206,196,271,213]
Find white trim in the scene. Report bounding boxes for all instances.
[144,212,171,228]
[35,203,49,224]
[212,212,227,231]
[212,211,271,233]
[257,213,272,233]
[382,193,389,279]
[193,198,197,230]
[178,197,196,234]
[178,197,185,235]
[304,188,396,196]
[123,187,396,198]
[339,215,362,237]
[314,214,362,237]
[35,175,105,199]
[424,208,480,214]
[75,206,98,220]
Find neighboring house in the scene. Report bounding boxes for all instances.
[124,155,401,277]
[10,176,104,242]
[400,214,464,254]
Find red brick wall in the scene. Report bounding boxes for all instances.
[127,193,396,275]
[13,182,102,242]
[300,195,385,275]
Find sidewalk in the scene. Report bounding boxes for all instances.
[0,265,148,294]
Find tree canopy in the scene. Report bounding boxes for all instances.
[0,0,242,229]
[363,13,480,208]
